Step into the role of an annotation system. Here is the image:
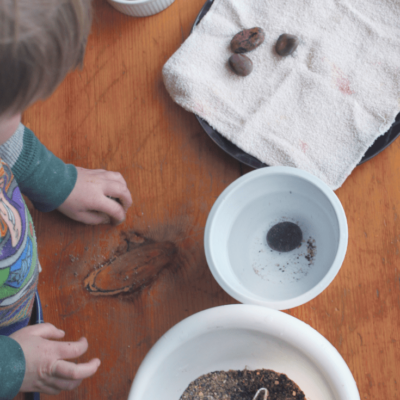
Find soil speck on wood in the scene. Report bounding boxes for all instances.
[180,369,306,400]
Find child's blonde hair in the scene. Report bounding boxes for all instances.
[0,0,92,117]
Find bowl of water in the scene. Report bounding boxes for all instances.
[204,166,348,310]
[128,305,360,400]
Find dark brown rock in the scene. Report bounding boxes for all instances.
[231,27,265,53]
[229,53,253,76]
[275,34,299,56]
[267,222,303,252]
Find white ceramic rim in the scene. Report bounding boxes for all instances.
[108,0,164,5]
[204,166,348,310]
[129,304,360,400]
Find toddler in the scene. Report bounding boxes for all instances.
[0,0,132,398]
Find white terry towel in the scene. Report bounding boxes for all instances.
[163,0,400,189]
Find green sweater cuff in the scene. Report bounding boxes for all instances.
[12,127,77,212]
[0,336,26,400]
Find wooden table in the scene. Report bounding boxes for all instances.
[17,0,400,398]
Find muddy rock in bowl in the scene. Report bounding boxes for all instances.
[267,221,303,252]
[231,27,265,53]
[275,34,299,56]
[229,53,253,76]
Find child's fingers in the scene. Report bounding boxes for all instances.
[46,378,82,393]
[53,358,101,381]
[77,210,110,225]
[96,196,127,225]
[55,337,89,360]
[30,323,65,340]
[102,171,127,187]
[35,386,63,396]
[104,181,133,212]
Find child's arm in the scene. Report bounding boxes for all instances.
[0,124,132,224]
[5,323,100,395]
[0,335,25,399]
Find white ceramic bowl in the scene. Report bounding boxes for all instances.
[205,167,348,310]
[107,0,175,17]
[128,305,360,400]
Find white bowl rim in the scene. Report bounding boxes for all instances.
[204,166,348,310]
[108,0,169,6]
[129,304,360,400]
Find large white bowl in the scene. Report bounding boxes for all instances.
[107,0,175,17]
[128,305,360,400]
[205,167,348,310]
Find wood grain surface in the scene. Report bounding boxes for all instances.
[15,0,400,398]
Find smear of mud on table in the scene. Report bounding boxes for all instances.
[83,232,178,296]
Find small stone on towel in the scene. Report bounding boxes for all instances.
[229,53,253,76]
[231,27,265,53]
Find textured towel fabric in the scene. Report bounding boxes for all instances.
[163,0,400,189]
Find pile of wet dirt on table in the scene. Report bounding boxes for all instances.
[180,369,306,400]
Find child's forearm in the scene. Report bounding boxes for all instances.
[0,124,77,212]
[0,335,25,399]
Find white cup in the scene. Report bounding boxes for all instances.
[107,0,175,17]
[205,166,348,310]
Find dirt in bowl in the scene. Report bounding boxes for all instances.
[305,238,316,263]
[180,369,306,400]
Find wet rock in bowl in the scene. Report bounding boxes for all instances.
[231,27,265,53]
[229,53,253,76]
[267,222,303,252]
[275,34,299,56]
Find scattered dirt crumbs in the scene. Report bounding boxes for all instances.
[179,369,306,400]
[305,238,316,264]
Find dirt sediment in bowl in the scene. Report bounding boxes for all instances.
[180,369,306,400]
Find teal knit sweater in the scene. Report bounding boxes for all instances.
[0,124,77,212]
[0,124,77,399]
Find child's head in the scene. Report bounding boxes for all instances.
[0,0,92,119]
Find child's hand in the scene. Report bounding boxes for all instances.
[57,167,133,225]
[10,323,100,395]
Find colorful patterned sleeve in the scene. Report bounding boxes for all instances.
[0,159,40,399]
[0,124,78,212]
